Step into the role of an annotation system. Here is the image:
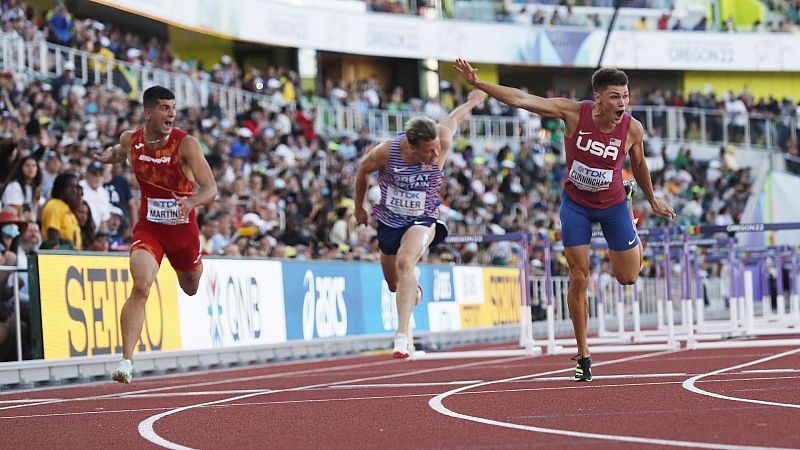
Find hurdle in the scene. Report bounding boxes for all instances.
[543,222,800,354]
[410,231,543,360]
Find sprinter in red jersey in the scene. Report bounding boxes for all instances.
[456,59,675,381]
[97,86,217,383]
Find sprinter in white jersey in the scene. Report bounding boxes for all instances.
[355,89,486,358]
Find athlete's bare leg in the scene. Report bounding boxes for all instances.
[564,244,591,357]
[177,263,203,296]
[394,224,435,336]
[609,194,644,285]
[380,253,398,292]
[120,249,160,360]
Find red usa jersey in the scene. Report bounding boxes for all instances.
[130,127,196,226]
[563,100,631,209]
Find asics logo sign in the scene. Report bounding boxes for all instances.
[302,270,347,340]
[576,135,620,160]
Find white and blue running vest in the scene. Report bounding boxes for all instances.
[372,132,442,228]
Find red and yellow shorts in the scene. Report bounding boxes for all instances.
[130,220,202,273]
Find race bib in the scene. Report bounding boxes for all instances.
[385,185,426,217]
[569,161,613,192]
[146,198,189,225]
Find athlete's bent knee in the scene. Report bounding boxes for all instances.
[386,281,398,293]
[615,272,639,286]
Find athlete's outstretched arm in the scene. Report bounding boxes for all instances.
[628,119,676,220]
[438,89,487,141]
[96,131,132,164]
[176,136,217,214]
[354,142,389,226]
[454,58,579,123]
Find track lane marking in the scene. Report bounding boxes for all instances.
[429,349,796,450]
[682,347,800,410]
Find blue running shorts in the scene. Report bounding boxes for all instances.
[559,192,638,251]
[377,218,448,255]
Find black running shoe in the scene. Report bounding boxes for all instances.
[572,355,592,382]
[623,179,637,200]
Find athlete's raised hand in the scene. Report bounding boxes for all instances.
[454,59,480,86]
[651,198,676,220]
[467,89,487,104]
[172,192,195,217]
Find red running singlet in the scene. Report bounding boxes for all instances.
[129,127,201,272]
[563,100,631,209]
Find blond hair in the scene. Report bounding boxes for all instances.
[405,117,438,146]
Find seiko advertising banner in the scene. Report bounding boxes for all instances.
[36,253,181,359]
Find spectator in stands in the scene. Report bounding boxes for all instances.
[73,199,96,250]
[103,162,136,234]
[633,16,649,30]
[46,2,72,46]
[1,155,42,221]
[79,160,111,232]
[51,61,79,103]
[41,172,82,249]
[198,213,219,255]
[329,206,353,248]
[40,149,60,198]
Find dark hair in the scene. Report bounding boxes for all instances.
[591,68,628,93]
[405,117,438,146]
[75,200,96,246]
[51,172,78,201]
[142,86,175,109]
[4,154,42,189]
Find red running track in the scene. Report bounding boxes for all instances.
[0,339,799,449]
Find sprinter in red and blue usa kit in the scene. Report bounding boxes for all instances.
[456,59,676,381]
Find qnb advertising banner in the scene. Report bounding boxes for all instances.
[452,266,521,329]
[36,254,181,359]
[178,259,287,348]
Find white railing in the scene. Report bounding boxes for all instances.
[0,32,271,120]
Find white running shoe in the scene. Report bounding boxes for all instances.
[392,333,410,359]
[111,358,133,384]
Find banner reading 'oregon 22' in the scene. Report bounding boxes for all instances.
[37,254,181,359]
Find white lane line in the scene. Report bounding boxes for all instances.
[429,349,794,450]
[138,356,530,450]
[682,347,800,410]
[0,399,63,404]
[121,390,270,398]
[0,358,399,411]
[328,381,483,389]
[739,369,799,374]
